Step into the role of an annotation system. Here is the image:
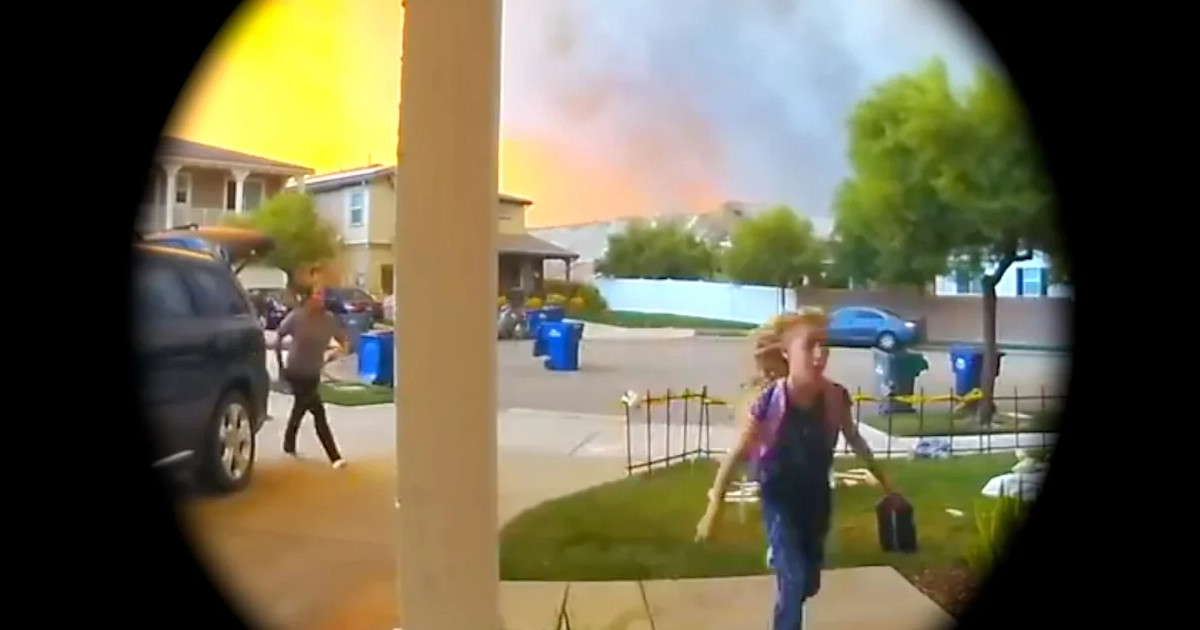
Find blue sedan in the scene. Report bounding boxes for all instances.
[826,307,924,350]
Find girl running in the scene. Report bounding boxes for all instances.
[694,308,897,630]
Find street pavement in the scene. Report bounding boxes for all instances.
[501,337,1069,416]
[316,335,1070,417]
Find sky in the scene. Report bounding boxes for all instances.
[169,0,995,228]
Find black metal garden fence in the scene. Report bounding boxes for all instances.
[622,385,1064,475]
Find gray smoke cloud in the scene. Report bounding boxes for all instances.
[499,0,996,225]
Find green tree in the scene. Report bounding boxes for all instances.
[722,206,824,289]
[833,58,1061,423]
[823,229,881,290]
[595,219,718,280]
[225,191,341,291]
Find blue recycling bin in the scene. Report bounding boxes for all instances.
[357,330,395,386]
[542,321,584,371]
[532,311,549,358]
[527,308,547,340]
[949,345,1005,396]
[542,305,566,323]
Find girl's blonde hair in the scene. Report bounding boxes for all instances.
[737,308,830,426]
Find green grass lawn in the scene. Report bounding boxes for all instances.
[858,406,1058,437]
[572,310,757,331]
[318,381,394,406]
[500,453,1014,583]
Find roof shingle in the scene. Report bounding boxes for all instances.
[497,233,579,259]
[158,137,313,173]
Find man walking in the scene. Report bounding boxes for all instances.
[274,287,348,468]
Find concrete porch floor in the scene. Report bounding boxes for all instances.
[180,456,951,630]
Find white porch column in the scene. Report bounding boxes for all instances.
[163,162,181,229]
[295,174,307,193]
[394,0,502,628]
[231,168,250,213]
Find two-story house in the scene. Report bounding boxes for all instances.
[298,165,578,296]
[139,137,314,233]
[934,251,1072,298]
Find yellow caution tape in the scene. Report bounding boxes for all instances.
[850,388,985,405]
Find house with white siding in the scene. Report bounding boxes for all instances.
[933,251,1071,298]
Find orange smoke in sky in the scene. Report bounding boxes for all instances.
[500,136,723,227]
[168,0,726,229]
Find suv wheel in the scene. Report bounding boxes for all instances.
[201,390,257,492]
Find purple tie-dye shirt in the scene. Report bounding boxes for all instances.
[747,379,849,467]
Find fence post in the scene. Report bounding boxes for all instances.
[702,385,712,455]
[884,397,893,457]
[1040,384,1048,454]
[682,388,690,465]
[977,392,984,455]
[1012,385,1021,451]
[852,387,862,456]
[624,399,632,474]
[665,389,673,466]
[917,387,926,440]
[645,388,653,472]
[949,387,955,457]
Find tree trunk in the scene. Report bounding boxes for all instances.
[977,276,1000,425]
[977,250,1033,425]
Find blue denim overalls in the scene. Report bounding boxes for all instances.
[755,386,837,630]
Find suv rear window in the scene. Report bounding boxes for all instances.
[186,266,252,317]
[135,262,196,321]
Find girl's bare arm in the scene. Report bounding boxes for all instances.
[705,419,760,507]
[836,388,894,493]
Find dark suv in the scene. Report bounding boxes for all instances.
[133,233,271,493]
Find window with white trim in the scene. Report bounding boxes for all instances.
[243,180,265,210]
[348,190,365,227]
[175,172,192,205]
[225,179,266,211]
[1020,267,1047,297]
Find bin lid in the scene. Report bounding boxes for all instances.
[904,353,930,372]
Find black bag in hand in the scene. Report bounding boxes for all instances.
[876,493,918,553]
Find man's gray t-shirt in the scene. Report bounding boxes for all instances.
[277,308,344,378]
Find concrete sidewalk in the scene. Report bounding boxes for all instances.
[235,402,956,628]
[184,454,949,630]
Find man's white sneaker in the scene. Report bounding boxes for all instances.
[332,459,348,469]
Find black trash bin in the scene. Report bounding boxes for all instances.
[872,348,929,414]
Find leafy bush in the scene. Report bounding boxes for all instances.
[545,292,568,306]
[498,295,508,308]
[542,279,608,314]
[526,296,544,309]
[966,496,1029,576]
